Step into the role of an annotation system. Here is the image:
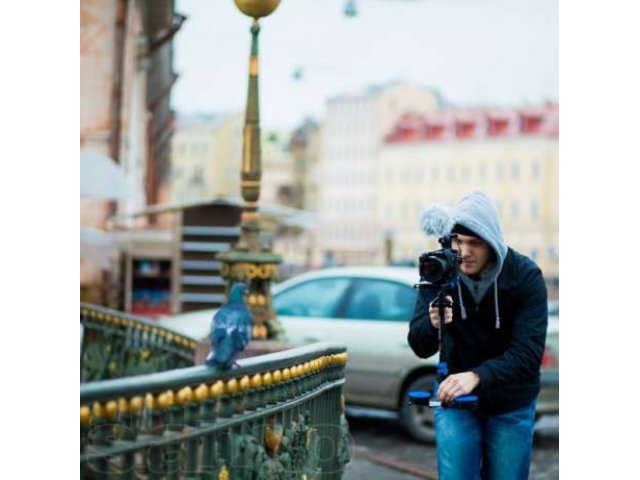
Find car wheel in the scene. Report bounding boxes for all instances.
[399,374,437,444]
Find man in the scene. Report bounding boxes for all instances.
[408,191,548,480]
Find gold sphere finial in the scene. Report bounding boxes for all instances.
[92,402,104,419]
[130,396,144,412]
[210,380,224,399]
[105,400,118,419]
[239,376,251,392]
[195,384,209,402]
[145,393,156,410]
[117,397,130,415]
[226,378,239,395]
[234,0,281,19]
[251,373,263,389]
[272,370,282,383]
[177,387,193,405]
[262,371,273,387]
[80,405,91,425]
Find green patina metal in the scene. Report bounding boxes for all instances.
[81,303,198,382]
[81,342,351,479]
[216,8,284,343]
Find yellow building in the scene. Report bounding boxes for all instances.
[170,112,243,203]
[377,105,558,283]
[317,82,442,265]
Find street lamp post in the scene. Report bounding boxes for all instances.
[217,0,284,340]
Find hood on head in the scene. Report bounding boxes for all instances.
[452,190,508,275]
[451,190,508,328]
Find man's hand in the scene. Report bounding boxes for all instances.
[437,372,480,404]
[429,296,453,329]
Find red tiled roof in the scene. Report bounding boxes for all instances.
[385,104,558,143]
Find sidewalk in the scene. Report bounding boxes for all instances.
[343,457,430,480]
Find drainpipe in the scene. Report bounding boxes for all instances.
[109,0,128,165]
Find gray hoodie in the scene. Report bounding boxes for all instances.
[451,190,508,328]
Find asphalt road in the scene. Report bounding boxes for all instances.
[342,409,559,480]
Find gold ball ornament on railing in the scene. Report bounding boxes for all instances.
[225,378,239,395]
[239,376,251,392]
[118,398,130,415]
[145,393,155,410]
[211,380,225,399]
[130,396,144,412]
[282,368,291,381]
[92,402,104,419]
[177,387,193,405]
[80,405,91,425]
[234,0,281,19]
[262,371,273,387]
[105,400,118,419]
[195,384,209,402]
[251,373,263,389]
[272,370,282,383]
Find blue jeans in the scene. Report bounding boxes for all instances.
[434,401,536,480]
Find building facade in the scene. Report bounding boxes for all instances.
[317,82,443,265]
[81,0,183,303]
[378,104,559,282]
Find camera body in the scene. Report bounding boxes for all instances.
[418,234,461,287]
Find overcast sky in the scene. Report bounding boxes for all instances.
[171,0,558,130]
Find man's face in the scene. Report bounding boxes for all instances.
[452,234,494,276]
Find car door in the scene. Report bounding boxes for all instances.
[337,278,427,409]
[273,277,353,345]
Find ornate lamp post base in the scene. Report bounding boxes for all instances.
[217,250,283,340]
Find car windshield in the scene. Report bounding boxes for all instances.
[274,277,351,318]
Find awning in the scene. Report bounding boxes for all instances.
[80,226,119,268]
[80,151,134,200]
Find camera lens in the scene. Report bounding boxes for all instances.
[420,256,447,283]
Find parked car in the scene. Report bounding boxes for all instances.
[159,266,559,443]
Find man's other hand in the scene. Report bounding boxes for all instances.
[437,372,480,404]
[429,296,453,329]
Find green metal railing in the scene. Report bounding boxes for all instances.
[80,342,351,479]
[81,303,198,382]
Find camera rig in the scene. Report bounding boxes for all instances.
[409,233,479,410]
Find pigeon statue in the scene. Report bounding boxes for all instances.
[205,282,253,370]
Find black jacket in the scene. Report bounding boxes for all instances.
[407,248,548,414]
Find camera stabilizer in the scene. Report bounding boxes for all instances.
[409,233,478,410]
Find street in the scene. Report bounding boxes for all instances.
[342,409,559,480]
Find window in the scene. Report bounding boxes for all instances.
[510,200,519,219]
[496,162,505,180]
[512,161,520,179]
[531,200,540,219]
[343,279,417,321]
[478,164,487,180]
[274,278,351,318]
[532,160,541,180]
[431,165,440,180]
[447,165,455,181]
[462,164,470,181]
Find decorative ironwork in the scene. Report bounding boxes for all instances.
[81,303,197,382]
[81,343,350,479]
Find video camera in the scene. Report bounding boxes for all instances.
[417,233,461,288]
